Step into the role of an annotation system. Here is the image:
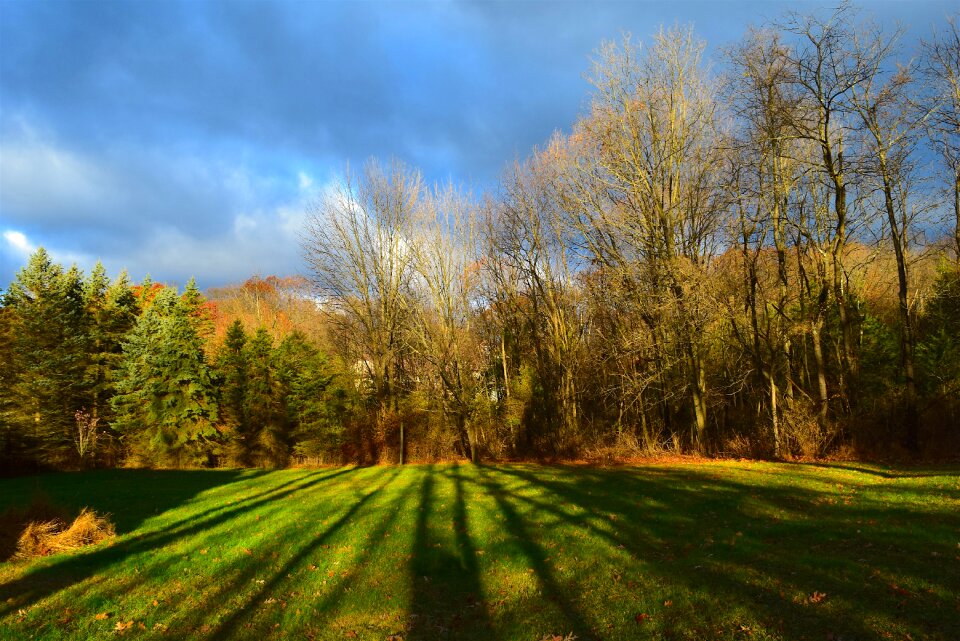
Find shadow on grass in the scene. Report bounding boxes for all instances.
[3,463,958,640]
[0,468,267,535]
[0,467,358,619]
[493,464,960,640]
[406,464,494,640]
[207,467,404,639]
[806,462,960,479]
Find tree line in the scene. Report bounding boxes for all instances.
[2,4,958,470]
[0,252,343,471]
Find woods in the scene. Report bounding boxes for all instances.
[2,5,958,470]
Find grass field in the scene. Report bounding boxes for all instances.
[0,462,957,640]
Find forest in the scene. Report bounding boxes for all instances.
[2,5,959,471]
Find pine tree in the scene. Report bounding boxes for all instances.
[182,276,214,338]
[275,331,339,462]
[112,286,220,466]
[245,328,287,466]
[82,267,139,464]
[0,304,23,469]
[217,320,251,464]
[2,249,89,467]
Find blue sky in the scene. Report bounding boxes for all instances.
[0,0,955,290]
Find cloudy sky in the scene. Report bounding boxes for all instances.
[0,0,954,290]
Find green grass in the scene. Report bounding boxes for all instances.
[0,462,957,640]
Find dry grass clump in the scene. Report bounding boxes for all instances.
[0,495,114,562]
[15,508,115,560]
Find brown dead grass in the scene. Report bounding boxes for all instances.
[14,508,115,560]
[0,495,114,562]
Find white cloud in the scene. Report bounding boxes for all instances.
[3,230,35,255]
[298,171,314,191]
[0,115,335,288]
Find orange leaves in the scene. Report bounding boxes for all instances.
[94,612,110,620]
[635,612,651,623]
[808,591,827,604]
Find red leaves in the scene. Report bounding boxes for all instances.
[635,613,651,623]
[889,583,911,596]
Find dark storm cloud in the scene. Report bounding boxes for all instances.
[1,0,955,289]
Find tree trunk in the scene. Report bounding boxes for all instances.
[811,320,829,426]
[879,156,919,453]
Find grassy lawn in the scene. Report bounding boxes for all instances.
[0,462,957,640]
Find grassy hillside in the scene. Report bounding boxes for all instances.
[0,462,957,640]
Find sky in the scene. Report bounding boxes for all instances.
[0,0,955,291]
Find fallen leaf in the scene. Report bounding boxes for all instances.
[663,600,673,607]
[635,613,651,623]
[94,612,110,620]
[345,631,358,639]
[809,591,827,604]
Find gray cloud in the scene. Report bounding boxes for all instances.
[1,0,955,290]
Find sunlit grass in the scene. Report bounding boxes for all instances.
[0,462,957,640]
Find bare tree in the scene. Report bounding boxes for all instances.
[565,27,725,451]
[848,29,927,451]
[408,185,489,462]
[724,27,805,456]
[922,15,960,261]
[486,147,586,455]
[302,159,422,463]
[780,3,885,403]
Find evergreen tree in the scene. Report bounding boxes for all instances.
[275,331,339,462]
[919,263,960,398]
[0,305,23,469]
[83,268,139,464]
[245,328,287,466]
[182,276,214,338]
[112,286,220,466]
[217,320,251,464]
[2,250,89,467]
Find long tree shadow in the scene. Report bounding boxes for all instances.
[806,461,960,479]
[473,465,600,640]
[494,464,960,640]
[0,467,358,618]
[0,468,267,535]
[206,467,404,639]
[3,463,957,640]
[406,464,495,640]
